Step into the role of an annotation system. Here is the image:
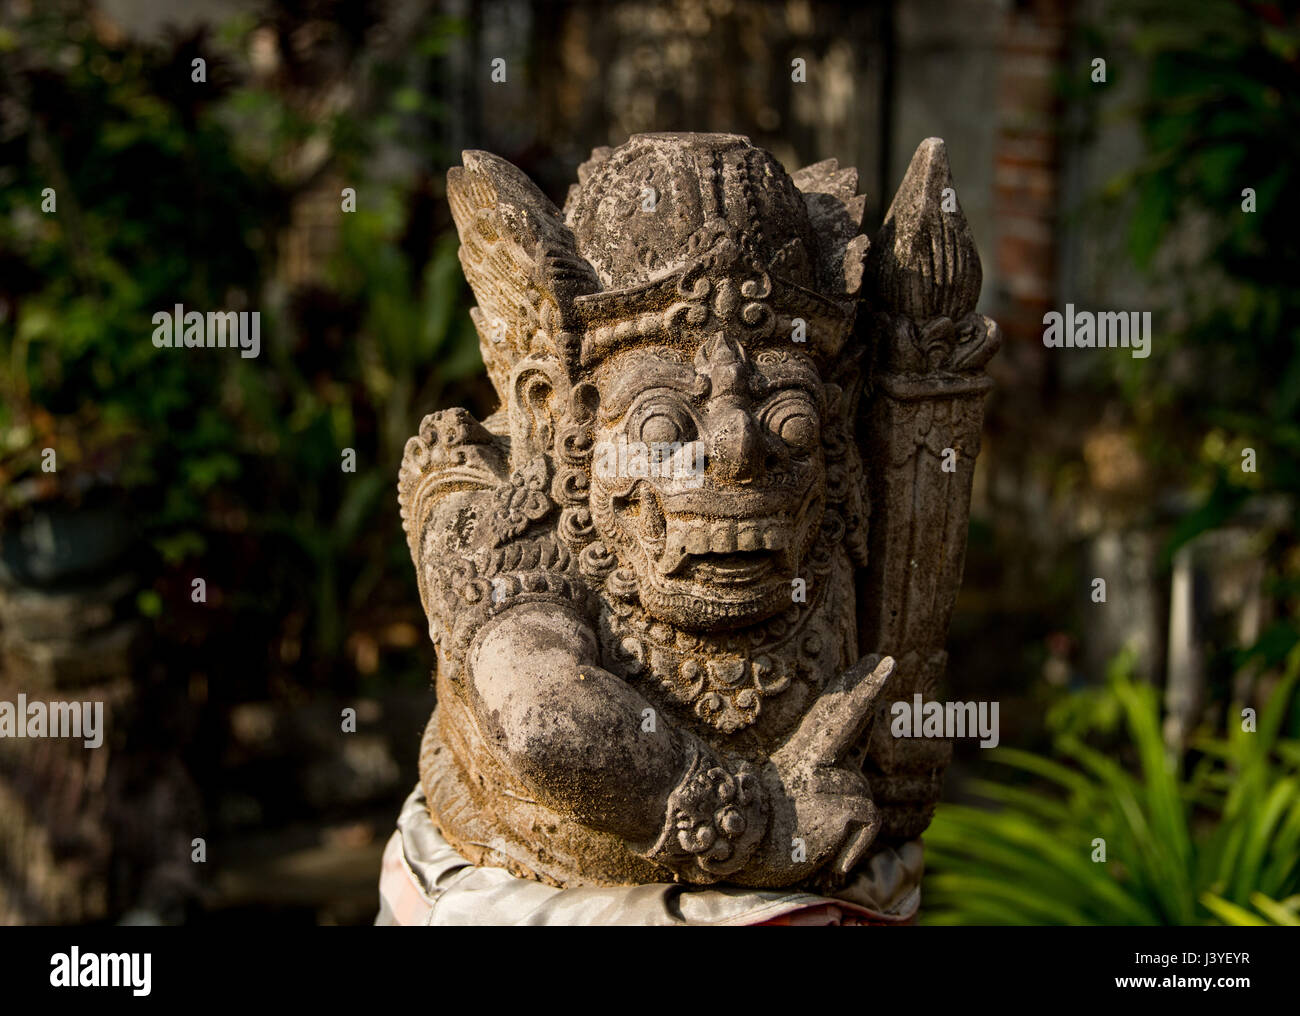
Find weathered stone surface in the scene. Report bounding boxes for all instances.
[398,132,998,891]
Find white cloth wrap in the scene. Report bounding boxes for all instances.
[377,785,924,926]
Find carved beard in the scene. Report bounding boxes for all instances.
[587,466,827,633]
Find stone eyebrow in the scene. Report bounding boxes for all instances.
[756,356,821,386]
[751,353,824,395]
[598,359,696,420]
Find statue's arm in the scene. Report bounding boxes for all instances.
[468,604,896,886]
[466,600,768,881]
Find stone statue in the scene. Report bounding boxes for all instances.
[387,132,999,923]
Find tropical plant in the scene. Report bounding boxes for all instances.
[921,646,1300,925]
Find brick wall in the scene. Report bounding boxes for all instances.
[993,0,1068,366]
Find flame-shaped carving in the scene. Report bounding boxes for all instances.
[867,138,982,322]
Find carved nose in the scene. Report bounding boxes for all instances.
[708,406,761,482]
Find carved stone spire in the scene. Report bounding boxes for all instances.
[867,137,983,324]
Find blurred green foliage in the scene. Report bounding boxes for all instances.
[922,647,1300,925]
[1105,0,1300,665]
[0,3,275,513]
[0,1,481,689]
[931,2,1300,928]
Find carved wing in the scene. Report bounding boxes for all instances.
[855,139,1002,840]
[446,151,599,399]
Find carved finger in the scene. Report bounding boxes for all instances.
[827,792,880,876]
[786,654,895,765]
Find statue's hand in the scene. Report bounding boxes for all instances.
[743,655,895,884]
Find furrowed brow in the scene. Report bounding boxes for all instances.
[598,358,696,419]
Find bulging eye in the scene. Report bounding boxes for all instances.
[642,412,681,446]
[761,393,818,454]
[631,396,695,447]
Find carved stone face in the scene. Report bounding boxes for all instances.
[588,331,827,632]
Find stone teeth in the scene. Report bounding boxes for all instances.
[659,520,692,575]
[659,516,765,573]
